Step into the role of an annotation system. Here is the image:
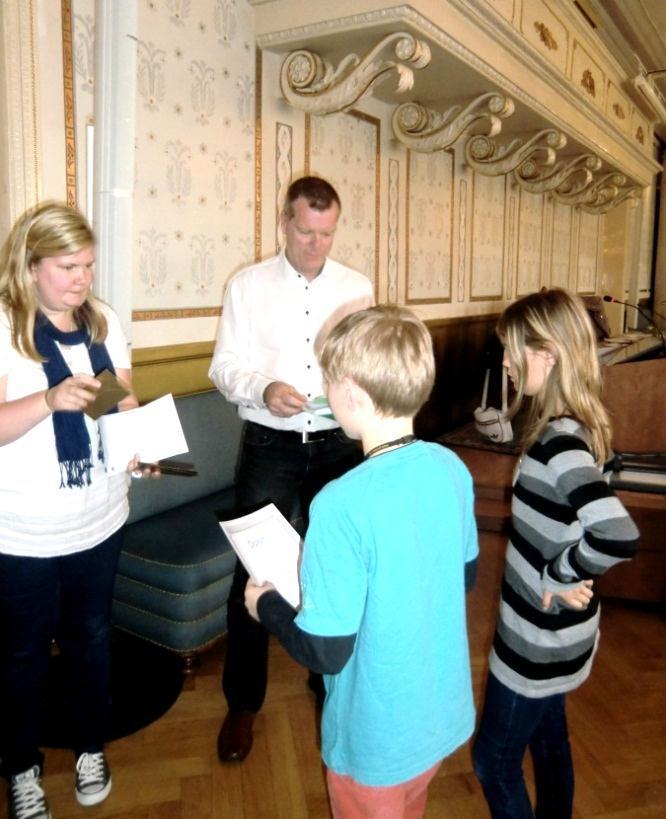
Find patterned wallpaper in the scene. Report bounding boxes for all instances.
[133,0,255,315]
[471,173,505,300]
[71,0,256,323]
[306,110,380,290]
[67,0,606,348]
[406,150,453,304]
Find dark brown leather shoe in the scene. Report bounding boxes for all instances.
[217,710,256,762]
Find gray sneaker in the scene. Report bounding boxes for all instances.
[8,766,51,819]
[75,752,112,807]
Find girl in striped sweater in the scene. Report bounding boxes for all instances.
[472,288,639,819]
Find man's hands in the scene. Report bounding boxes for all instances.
[245,578,275,621]
[542,579,594,610]
[263,381,307,417]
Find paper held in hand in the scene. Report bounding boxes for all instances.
[219,503,302,608]
[98,394,189,473]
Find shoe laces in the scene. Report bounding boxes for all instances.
[76,752,106,789]
[10,766,48,819]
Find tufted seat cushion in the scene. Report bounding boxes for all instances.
[112,390,244,658]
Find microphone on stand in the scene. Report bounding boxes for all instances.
[602,295,665,357]
[602,295,666,323]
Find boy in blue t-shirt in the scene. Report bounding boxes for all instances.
[245,305,478,818]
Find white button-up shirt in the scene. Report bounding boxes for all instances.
[209,250,374,432]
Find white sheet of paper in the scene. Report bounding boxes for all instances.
[219,503,302,608]
[98,394,188,473]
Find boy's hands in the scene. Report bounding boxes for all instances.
[542,579,594,610]
[245,579,276,621]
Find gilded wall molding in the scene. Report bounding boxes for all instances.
[255,47,263,263]
[2,0,41,219]
[391,93,514,153]
[132,307,222,321]
[280,32,431,115]
[61,0,77,207]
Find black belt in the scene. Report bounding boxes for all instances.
[246,420,340,444]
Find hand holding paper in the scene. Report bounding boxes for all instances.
[219,503,301,608]
[83,369,130,420]
[98,394,189,473]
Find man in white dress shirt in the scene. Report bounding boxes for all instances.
[209,176,374,762]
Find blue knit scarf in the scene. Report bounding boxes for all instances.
[33,312,116,488]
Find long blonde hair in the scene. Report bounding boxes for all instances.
[497,288,612,465]
[0,201,107,361]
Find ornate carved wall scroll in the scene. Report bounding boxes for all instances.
[464,128,566,177]
[279,32,431,115]
[391,92,514,153]
[514,153,600,195]
[276,25,643,216]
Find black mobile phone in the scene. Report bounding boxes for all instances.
[137,460,198,477]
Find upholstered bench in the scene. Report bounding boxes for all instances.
[112,389,243,669]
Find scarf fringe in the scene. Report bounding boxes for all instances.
[59,458,94,489]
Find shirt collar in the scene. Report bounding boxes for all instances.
[279,248,332,283]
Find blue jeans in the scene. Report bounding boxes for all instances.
[472,673,574,819]
[222,421,362,712]
[0,529,124,777]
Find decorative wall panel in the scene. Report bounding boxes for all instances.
[132,0,255,315]
[606,81,631,135]
[516,190,543,295]
[471,172,505,300]
[520,0,568,75]
[405,149,453,303]
[387,158,399,303]
[72,0,95,213]
[275,121,292,254]
[572,40,605,109]
[576,210,600,293]
[551,201,572,288]
[307,109,380,290]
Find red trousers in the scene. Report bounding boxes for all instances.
[326,760,442,819]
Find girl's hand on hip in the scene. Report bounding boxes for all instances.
[542,579,594,610]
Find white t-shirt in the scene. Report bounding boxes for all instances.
[0,303,131,557]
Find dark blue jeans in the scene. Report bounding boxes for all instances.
[222,421,362,712]
[472,673,574,819]
[0,528,124,777]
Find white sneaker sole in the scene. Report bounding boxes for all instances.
[76,776,112,807]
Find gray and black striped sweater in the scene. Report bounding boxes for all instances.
[489,417,639,698]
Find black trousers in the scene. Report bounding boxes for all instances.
[222,421,362,712]
[0,528,123,776]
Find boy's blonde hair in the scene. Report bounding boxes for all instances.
[497,287,612,465]
[0,200,107,361]
[320,304,435,417]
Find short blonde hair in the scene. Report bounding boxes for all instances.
[320,304,435,417]
[0,200,106,360]
[497,287,611,464]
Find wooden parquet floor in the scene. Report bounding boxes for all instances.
[2,531,665,818]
